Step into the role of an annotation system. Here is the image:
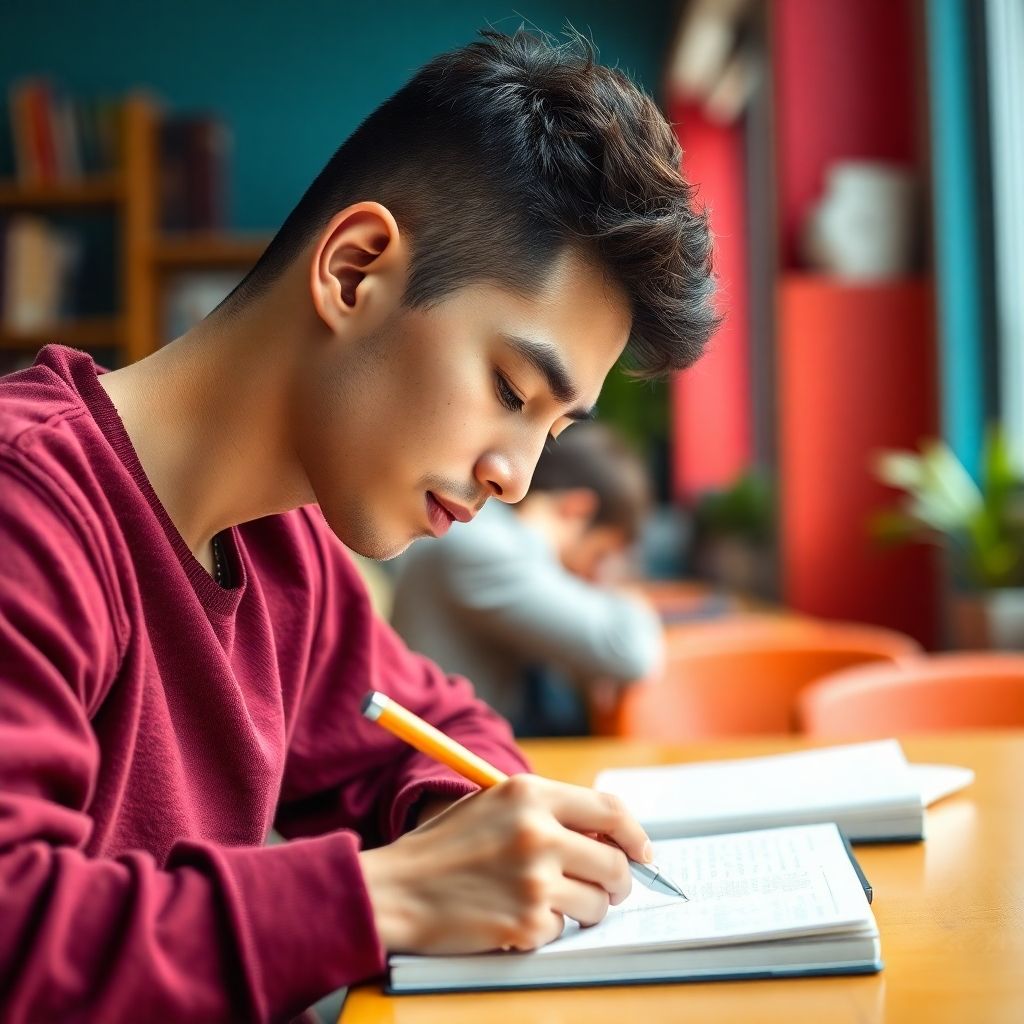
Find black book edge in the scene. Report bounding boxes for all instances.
[838,827,873,904]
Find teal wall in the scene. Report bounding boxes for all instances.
[925,0,990,481]
[2,1,674,230]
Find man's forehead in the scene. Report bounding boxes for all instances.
[499,256,630,381]
[530,250,632,339]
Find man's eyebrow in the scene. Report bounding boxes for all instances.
[498,333,597,422]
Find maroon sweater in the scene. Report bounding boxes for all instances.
[0,345,529,1023]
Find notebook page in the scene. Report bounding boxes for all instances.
[594,740,919,832]
[530,822,873,958]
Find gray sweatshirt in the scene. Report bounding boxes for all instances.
[390,501,663,725]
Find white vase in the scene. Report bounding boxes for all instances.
[801,160,918,280]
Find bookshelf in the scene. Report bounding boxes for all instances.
[0,315,124,350]
[0,92,270,369]
[0,175,123,208]
[153,233,268,269]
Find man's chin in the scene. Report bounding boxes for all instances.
[317,500,436,561]
[346,532,423,563]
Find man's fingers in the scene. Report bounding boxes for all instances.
[501,909,565,952]
[559,827,632,905]
[551,876,612,928]
[538,778,650,865]
[501,876,611,951]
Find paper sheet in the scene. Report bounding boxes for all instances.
[910,763,975,805]
[532,823,873,958]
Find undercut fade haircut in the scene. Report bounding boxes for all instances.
[219,27,721,378]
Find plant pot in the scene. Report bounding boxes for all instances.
[950,589,1024,650]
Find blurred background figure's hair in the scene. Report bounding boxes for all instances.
[530,421,651,542]
[218,27,720,379]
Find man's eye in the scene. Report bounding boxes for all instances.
[495,373,525,413]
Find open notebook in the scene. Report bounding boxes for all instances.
[388,822,881,993]
[593,740,974,843]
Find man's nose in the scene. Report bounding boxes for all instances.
[474,449,533,504]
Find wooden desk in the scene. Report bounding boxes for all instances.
[341,732,1024,1024]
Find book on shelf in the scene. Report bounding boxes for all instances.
[1,215,84,330]
[593,739,974,844]
[1,81,233,233]
[388,822,881,993]
[2,78,121,185]
[159,113,231,231]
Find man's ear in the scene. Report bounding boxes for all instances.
[310,202,405,332]
[554,488,599,525]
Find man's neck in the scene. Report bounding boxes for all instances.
[98,314,314,562]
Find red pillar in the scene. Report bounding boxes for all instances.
[670,102,752,502]
[778,278,940,647]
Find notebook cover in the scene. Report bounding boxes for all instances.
[385,960,884,995]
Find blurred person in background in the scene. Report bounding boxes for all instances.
[391,421,664,736]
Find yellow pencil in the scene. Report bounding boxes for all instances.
[361,690,687,898]
[363,689,508,788]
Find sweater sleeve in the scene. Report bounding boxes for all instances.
[274,510,531,846]
[0,454,383,1023]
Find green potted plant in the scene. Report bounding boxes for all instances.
[871,428,1024,648]
[691,469,774,596]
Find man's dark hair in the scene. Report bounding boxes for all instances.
[221,27,720,378]
[528,421,651,542]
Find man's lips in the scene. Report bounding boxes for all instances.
[428,493,475,524]
[425,493,453,537]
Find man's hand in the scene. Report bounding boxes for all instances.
[359,774,650,956]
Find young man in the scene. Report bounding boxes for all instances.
[0,29,717,1023]
[391,421,664,735]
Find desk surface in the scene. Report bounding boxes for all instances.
[340,732,1024,1024]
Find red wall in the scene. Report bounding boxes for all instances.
[670,102,751,501]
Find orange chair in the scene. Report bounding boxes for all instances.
[602,621,921,740]
[662,612,819,651]
[587,613,817,734]
[798,653,1024,738]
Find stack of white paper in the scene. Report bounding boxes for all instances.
[594,740,973,843]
